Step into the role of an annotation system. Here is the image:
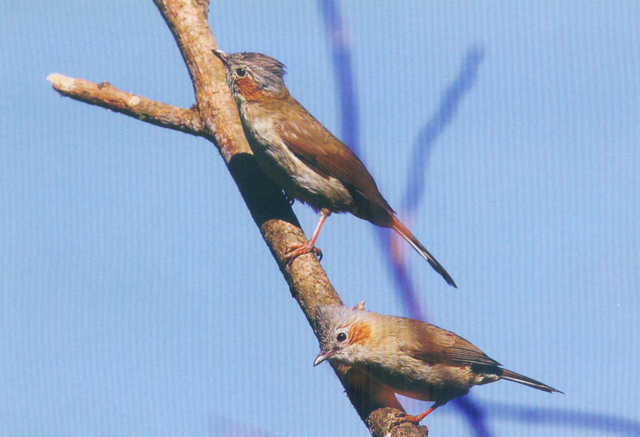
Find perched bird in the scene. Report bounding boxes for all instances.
[314,304,561,424]
[213,49,456,287]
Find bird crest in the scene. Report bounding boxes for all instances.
[215,51,287,98]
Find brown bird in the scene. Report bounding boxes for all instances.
[314,304,561,424]
[213,50,456,287]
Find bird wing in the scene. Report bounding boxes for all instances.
[401,319,501,368]
[275,100,394,215]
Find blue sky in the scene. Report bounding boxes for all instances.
[1,1,638,436]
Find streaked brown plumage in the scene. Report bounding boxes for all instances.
[314,304,561,424]
[213,50,456,287]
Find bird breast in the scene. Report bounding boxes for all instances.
[240,103,356,212]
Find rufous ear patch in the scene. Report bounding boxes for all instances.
[348,321,371,345]
[236,77,267,101]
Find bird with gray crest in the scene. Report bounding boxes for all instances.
[213,49,456,287]
[314,304,561,425]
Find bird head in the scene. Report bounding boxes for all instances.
[212,50,287,103]
[313,305,375,367]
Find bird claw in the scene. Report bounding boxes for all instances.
[391,412,409,427]
[391,406,434,427]
[391,411,426,427]
[283,244,323,262]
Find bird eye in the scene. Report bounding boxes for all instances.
[235,67,246,77]
[336,332,347,342]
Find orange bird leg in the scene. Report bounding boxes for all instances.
[284,209,331,261]
[393,403,441,426]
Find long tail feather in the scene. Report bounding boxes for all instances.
[390,216,456,288]
[500,369,563,393]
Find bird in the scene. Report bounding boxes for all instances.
[213,49,456,287]
[313,304,561,425]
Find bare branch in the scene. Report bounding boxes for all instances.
[47,0,427,434]
[46,74,204,135]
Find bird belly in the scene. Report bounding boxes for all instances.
[244,116,355,212]
[364,359,477,404]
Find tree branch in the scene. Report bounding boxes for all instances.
[46,74,204,135]
[47,0,426,435]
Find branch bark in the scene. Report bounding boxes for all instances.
[47,1,427,435]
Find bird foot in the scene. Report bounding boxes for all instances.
[283,243,323,262]
[391,406,434,427]
[391,412,419,427]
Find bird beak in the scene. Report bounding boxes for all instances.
[212,49,229,66]
[313,349,336,367]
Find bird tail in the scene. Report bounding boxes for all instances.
[390,216,456,288]
[500,369,563,393]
